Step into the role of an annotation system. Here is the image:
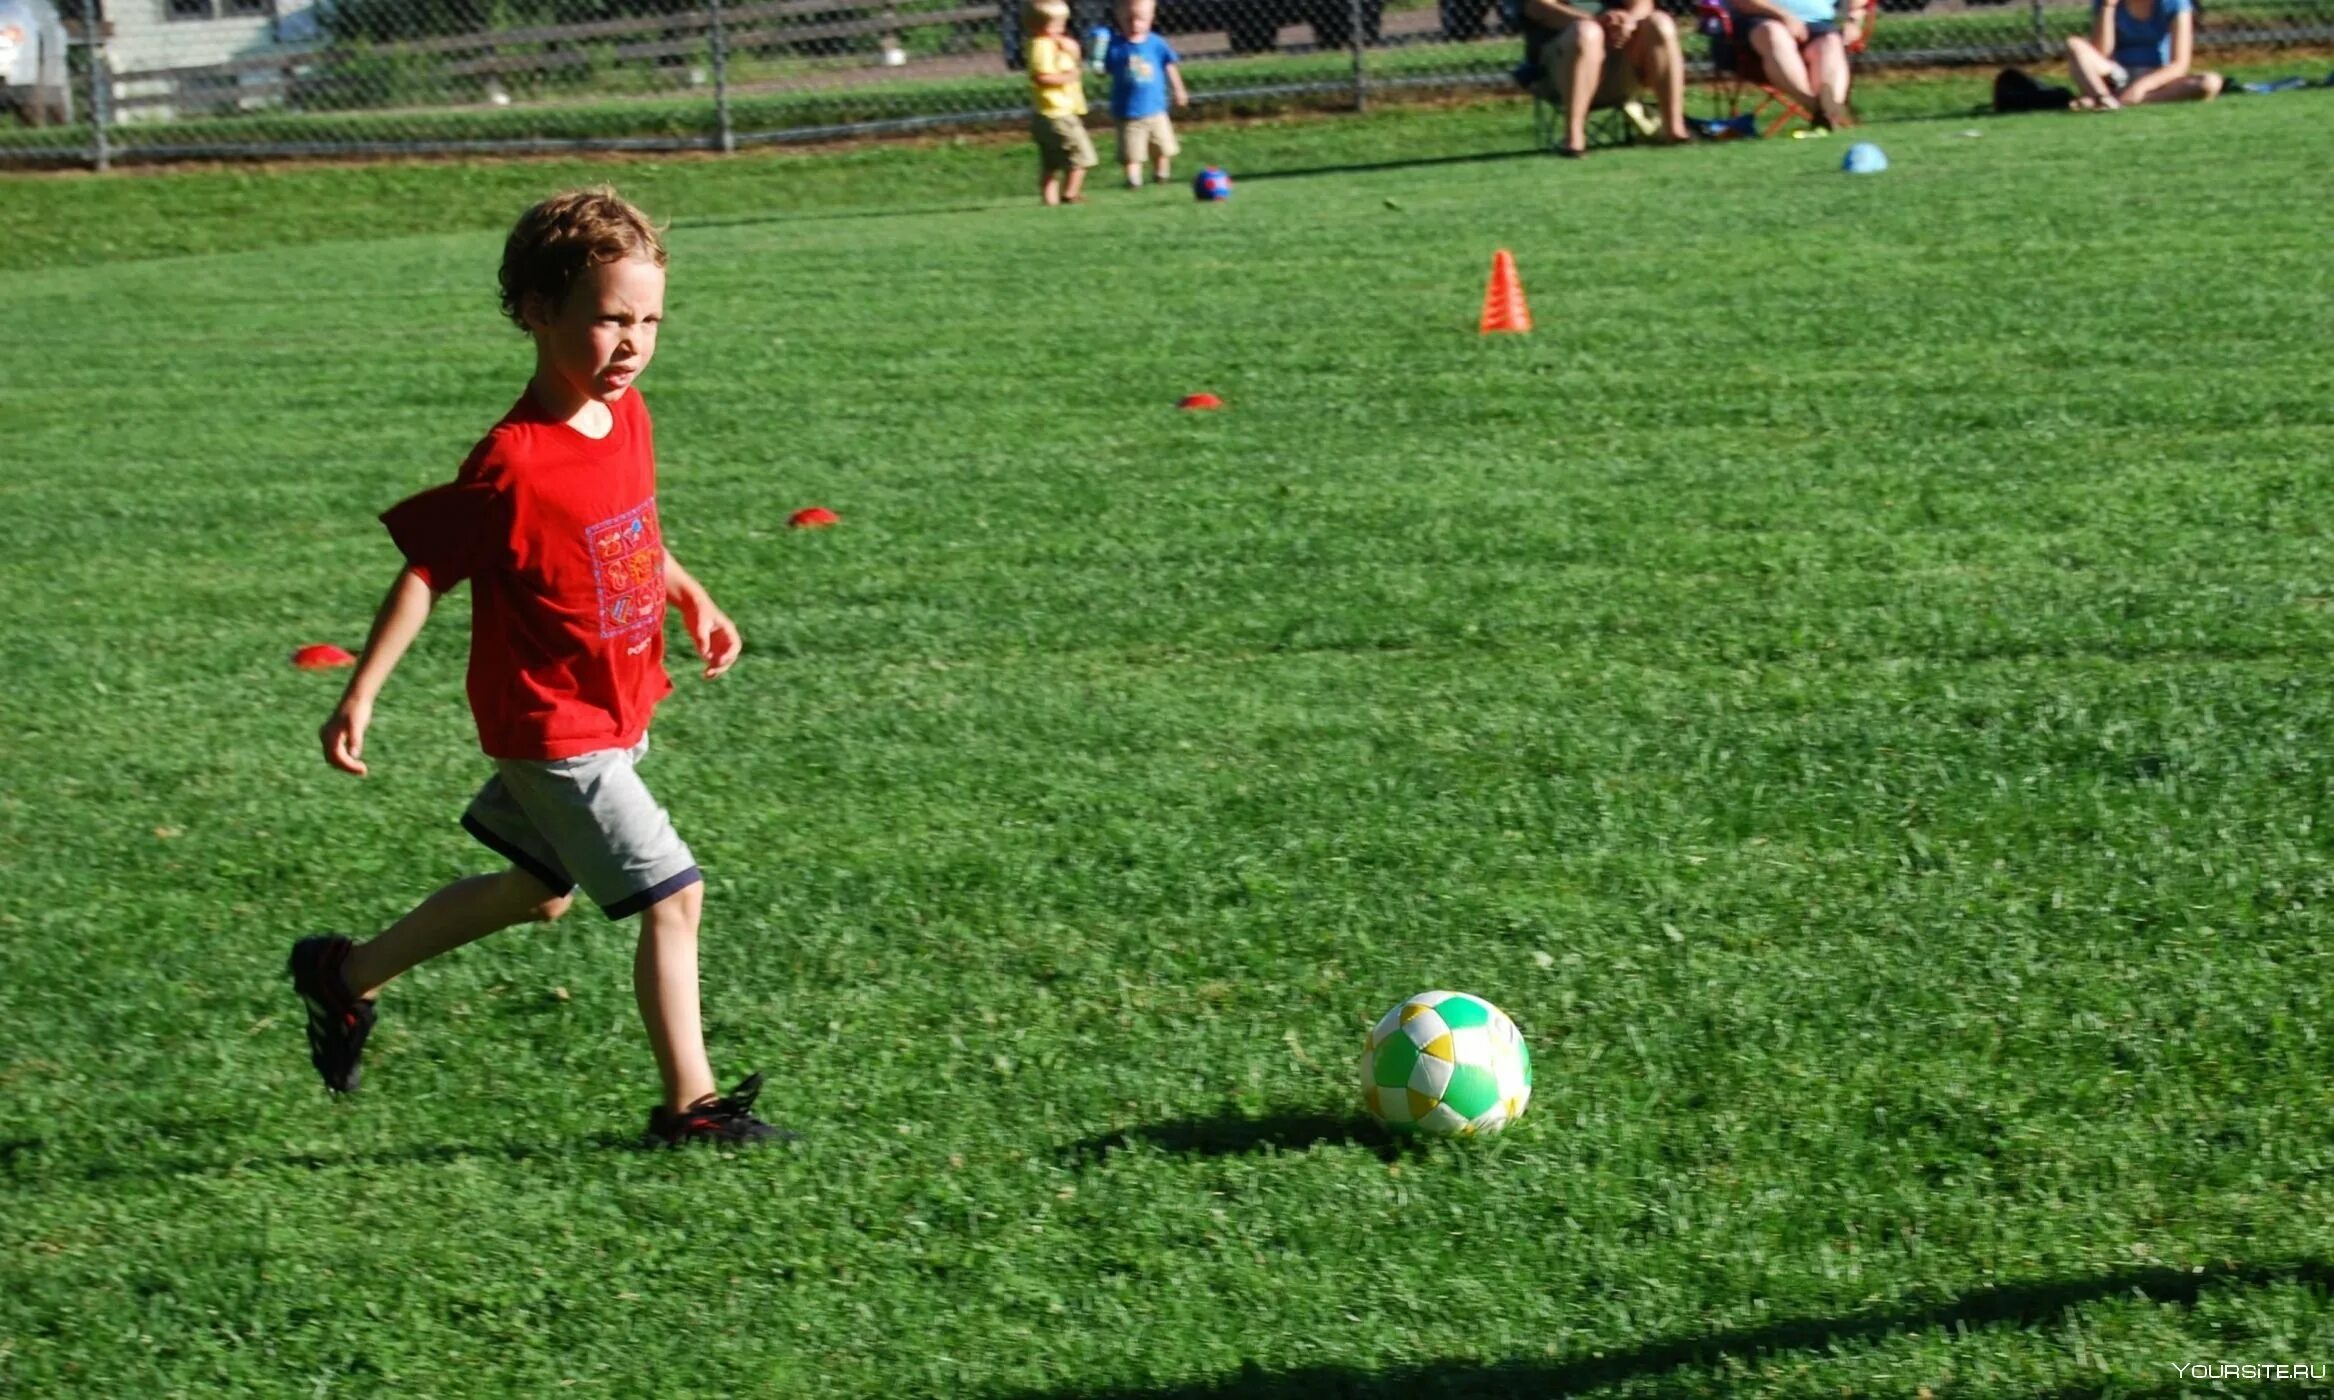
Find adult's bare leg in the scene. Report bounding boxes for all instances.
[1805,32,1851,125]
[2066,35,2121,108]
[1749,22,1819,112]
[1626,11,1693,141]
[2131,70,2225,102]
[1555,20,1606,151]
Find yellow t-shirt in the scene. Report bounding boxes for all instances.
[1027,35,1088,119]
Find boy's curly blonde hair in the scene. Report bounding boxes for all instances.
[498,186,666,330]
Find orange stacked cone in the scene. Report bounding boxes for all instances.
[1479,249,1531,334]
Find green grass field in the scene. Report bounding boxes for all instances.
[5,93,2334,1397]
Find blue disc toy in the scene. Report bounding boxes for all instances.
[1842,142,1888,174]
[1193,167,1233,201]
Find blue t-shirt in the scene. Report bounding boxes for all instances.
[1105,33,1180,120]
[2103,0,2189,71]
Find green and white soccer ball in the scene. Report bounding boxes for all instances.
[1360,990,1532,1137]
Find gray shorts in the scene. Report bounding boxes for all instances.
[460,736,701,919]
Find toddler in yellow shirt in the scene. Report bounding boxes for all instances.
[1026,0,1097,205]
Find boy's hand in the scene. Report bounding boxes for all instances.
[686,602,743,680]
[320,699,372,776]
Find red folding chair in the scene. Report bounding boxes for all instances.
[1696,0,1875,138]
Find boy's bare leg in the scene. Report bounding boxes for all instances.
[341,869,571,999]
[1064,165,1088,201]
[1124,161,1143,187]
[634,881,716,1112]
[1153,159,1172,183]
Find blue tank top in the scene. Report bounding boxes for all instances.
[2103,0,2189,72]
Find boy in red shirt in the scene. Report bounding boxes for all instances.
[291,188,784,1147]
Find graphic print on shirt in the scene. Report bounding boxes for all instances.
[586,499,665,639]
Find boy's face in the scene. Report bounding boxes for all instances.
[1037,7,1066,33]
[1123,1,1152,35]
[528,254,665,404]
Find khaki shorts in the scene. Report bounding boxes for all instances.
[1116,113,1180,165]
[1031,113,1098,172]
[462,735,701,919]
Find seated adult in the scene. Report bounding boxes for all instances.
[1519,0,1692,156]
[2066,0,2224,109]
[1728,0,1869,130]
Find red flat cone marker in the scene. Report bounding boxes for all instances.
[789,506,840,529]
[1479,249,1531,334]
[1178,393,1224,410]
[292,643,356,670]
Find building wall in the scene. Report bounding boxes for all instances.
[108,0,282,71]
[105,0,322,122]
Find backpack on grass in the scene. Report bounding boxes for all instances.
[1994,66,2076,111]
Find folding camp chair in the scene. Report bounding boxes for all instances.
[1516,12,1672,154]
[1696,0,1875,138]
[1529,89,1662,152]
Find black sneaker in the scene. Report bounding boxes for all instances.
[288,935,376,1094]
[644,1072,796,1148]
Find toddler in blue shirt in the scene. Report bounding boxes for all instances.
[1104,0,1189,188]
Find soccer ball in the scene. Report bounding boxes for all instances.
[1192,167,1233,202]
[1360,990,1531,1137]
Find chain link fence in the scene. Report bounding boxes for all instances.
[1,0,2328,165]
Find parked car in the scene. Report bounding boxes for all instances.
[1001,0,1383,66]
[0,0,73,126]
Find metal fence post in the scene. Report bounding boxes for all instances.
[2028,0,2049,60]
[710,0,736,153]
[83,12,111,173]
[1349,0,1366,110]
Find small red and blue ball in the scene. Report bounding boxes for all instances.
[1192,167,1233,202]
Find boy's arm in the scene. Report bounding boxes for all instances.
[664,551,743,680]
[320,566,436,776]
[1032,35,1080,83]
[1167,59,1188,106]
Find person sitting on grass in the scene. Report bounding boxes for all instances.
[1519,0,1693,157]
[1026,0,1097,205]
[1728,0,1870,130]
[2066,0,2224,109]
[1105,0,1189,190]
[293,187,786,1149]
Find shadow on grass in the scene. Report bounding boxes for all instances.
[4,1131,682,1186]
[991,1260,2332,1398]
[1062,1110,1411,1167]
[679,200,1015,231]
[1238,147,1540,182]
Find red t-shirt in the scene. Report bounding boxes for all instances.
[381,388,674,760]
